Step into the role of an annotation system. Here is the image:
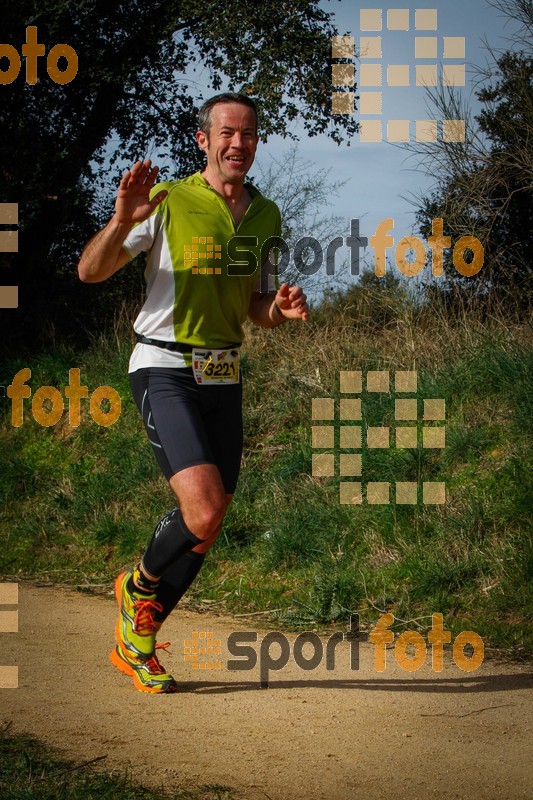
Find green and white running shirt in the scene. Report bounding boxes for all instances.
[123,172,281,371]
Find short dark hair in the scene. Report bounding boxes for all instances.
[198,93,258,137]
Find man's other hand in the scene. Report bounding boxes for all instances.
[275,283,308,321]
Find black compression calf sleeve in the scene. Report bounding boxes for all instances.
[141,507,203,579]
[154,550,206,623]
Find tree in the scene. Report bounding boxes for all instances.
[253,145,349,293]
[411,0,532,306]
[0,0,358,344]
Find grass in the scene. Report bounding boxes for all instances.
[0,280,531,656]
[0,724,236,800]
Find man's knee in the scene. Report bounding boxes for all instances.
[168,466,230,540]
[191,495,233,552]
[182,497,227,539]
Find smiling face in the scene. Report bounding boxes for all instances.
[196,102,259,188]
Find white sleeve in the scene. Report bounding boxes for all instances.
[122,211,162,259]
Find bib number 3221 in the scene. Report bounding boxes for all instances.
[192,348,240,385]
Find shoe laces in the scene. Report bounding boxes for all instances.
[132,598,163,636]
[145,642,172,675]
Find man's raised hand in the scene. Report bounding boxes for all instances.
[77,159,168,282]
[114,159,168,225]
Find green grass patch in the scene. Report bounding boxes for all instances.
[0,724,235,800]
[1,291,531,656]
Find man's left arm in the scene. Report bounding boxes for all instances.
[248,282,308,328]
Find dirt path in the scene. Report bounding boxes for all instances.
[1,585,531,799]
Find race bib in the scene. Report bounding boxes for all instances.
[192,347,240,385]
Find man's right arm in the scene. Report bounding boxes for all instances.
[77,218,133,283]
[77,159,168,283]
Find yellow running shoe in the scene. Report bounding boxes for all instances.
[110,641,177,693]
[114,570,162,661]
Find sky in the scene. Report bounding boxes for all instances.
[248,0,523,279]
[112,0,524,293]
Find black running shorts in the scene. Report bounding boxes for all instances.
[129,367,243,493]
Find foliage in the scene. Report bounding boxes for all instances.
[0,0,358,343]
[253,145,348,292]
[412,0,532,306]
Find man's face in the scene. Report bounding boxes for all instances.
[196,102,259,184]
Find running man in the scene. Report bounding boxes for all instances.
[78,93,308,692]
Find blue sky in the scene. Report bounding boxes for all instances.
[250,0,523,268]
[150,0,523,292]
